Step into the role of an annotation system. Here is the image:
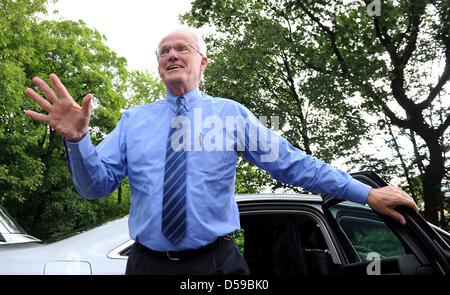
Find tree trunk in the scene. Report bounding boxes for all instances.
[118,183,122,204]
[31,194,46,238]
[422,170,443,226]
[386,122,418,202]
[420,135,446,227]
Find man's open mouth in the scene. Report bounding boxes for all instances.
[167,65,183,71]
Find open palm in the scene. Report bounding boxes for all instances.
[25,74,92,142]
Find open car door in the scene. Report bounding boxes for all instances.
[322,171,450,275]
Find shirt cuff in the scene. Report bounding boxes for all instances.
[345,178,372,204]
[63,130,95,160]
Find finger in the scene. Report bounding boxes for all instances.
[25,88,53,112]
[32,77,59,104]
[397,189,419,212]
[396,193,420,213]
[24,110,49,124]
[388,209,406,225]
[406,198,420,212]
[398,188,410,199]
[49,73,71,99]
[82,94,93,116]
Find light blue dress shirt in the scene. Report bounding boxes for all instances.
[64,87,371,251]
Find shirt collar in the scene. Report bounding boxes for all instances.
[165,87,201,112]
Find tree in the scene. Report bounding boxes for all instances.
[182,0,449,228]
[182,1,371,195]
[0,0,49,208]
[124,69,166,109]
[0,0,131,239]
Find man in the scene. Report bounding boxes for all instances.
[25,28,419,275]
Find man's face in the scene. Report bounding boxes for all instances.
[157,32,207,96]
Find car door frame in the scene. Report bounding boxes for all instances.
[322,170,450,275]
[236,196,345,268]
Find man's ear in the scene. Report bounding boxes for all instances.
[157,63,163,79]
[200,56,208,71]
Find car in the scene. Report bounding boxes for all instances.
[0,214,130,275]
[0,205,41,246]
[0,171,449,275]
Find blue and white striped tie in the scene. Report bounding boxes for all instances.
[162,96,187,244]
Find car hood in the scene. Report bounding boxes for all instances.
[0,216,130,275]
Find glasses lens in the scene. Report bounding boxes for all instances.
[159,46,170,57]
[174,43,190,54]
[158,43,199,57]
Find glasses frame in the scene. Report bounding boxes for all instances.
[156,43,203,59]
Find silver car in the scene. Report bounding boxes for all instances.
[0,171,449,275]
[0,212,130,275]
[0,205,41,245]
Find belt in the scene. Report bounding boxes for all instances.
[134,233,235,261]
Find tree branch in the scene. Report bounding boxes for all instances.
[386,120,418,201]
[381,103,412,130]
[372,11,419,116]
[400,0,426,65]
[279,51,312,154]
[373,17,401,65]
[437,109,450,137]
[417,34,450,110]
[395,3,414,49]
[417,60,450,110]
[408,129,426,176]
[295,0,349,76]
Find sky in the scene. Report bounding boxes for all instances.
[45,0,196,74]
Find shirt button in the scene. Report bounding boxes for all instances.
[67,148,72,152]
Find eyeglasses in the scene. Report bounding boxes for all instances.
[156,43,203,58]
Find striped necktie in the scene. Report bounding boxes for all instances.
[162,96,187,244]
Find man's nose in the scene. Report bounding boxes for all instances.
[168,48,180,61]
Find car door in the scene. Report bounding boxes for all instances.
[322,171,450,275]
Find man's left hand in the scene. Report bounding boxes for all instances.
[366,186,420,225]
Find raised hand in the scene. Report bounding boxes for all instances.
[25,74,92,142]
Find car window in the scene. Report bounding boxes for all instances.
[329,201,406,261]
[240,211,341,275]
[0,205,26,234]
[107,240,135,259]
[234,229,244,256]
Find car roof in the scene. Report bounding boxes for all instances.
[236,193,323,203]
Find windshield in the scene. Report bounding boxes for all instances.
[0,205,26,234]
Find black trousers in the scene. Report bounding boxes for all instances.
[125,240,250,275]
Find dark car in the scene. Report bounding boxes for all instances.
[236,171,450,275]
[1,171,449,275]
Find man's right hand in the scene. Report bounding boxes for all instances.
[25,73,92,142]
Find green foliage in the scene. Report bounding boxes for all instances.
[125,69,165,109]
[234,228,244,256]
[0,0,49,204]
[352,228,406,260]
[0,0,136,240]
[184,0,370,165]
[235,157,272,194]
